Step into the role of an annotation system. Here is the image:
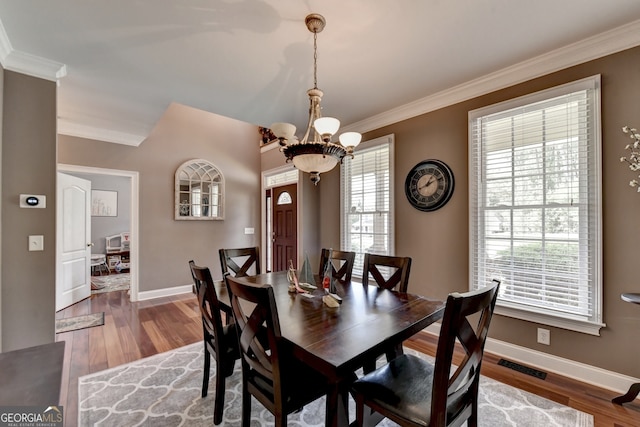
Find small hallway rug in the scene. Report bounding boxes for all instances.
[78,343,594,427]
[56,312,105,334]
[91,273,130,294]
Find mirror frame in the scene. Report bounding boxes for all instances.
[175,158,224,220]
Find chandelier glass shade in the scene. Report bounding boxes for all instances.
[270,13,361,185]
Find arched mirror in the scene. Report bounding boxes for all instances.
[175,159,224,220]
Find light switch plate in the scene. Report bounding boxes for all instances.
[29,235,44,251]
[244,227,255,234]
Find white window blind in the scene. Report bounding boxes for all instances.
[469,76,603,334]
[341,135,394,280]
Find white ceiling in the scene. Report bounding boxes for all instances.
[1,1,640,146]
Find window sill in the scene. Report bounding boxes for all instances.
[495,302,605,336]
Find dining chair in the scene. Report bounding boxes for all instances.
[188,261,240,425]
[225,275,331,427]
[318,248,356,282]
[362,253,412,292]
[361,253,413,372]
[351,280,501,427]
[219,247,261,277]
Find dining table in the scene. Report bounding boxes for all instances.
[215,271,445,427]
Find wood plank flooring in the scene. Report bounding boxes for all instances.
[56,290,640,427]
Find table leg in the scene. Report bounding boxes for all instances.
[325,380,351,427]
[612,383,640,404]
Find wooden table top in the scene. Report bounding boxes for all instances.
[216,271,445,379]
[0,341,65,406]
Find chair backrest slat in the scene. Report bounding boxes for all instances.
[362,253,412,292]
[219,247,261,277]
[319,248,356,282]
[189,260,226,349]
[226,275,284,395]
[431,280,500,426]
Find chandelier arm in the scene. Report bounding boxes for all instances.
[300,92,316,145]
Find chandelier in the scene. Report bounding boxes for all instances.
[270,13,361,185]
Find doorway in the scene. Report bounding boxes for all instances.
[271,183,298,271]
[56,172,92,310]
[57,164,140,301]
[262,167,299,272]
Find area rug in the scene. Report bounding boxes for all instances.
[91,273,130,294]
[78,343,593,427]
[56,312,105,334]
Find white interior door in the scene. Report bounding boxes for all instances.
[56,172,92,311]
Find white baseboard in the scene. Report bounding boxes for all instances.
[137,284,193,301]
[424,324,639,397]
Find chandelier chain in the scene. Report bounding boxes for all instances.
[313,30,318,90]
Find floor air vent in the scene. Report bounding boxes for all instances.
[497,359,547,380]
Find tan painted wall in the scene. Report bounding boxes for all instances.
[1,70,57,351]
[318,46,640,378]
[59,103,262,291]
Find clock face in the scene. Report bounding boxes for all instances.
[405,159,455,212]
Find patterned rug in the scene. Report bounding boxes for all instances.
[78,343,593,426]
[56,312,105,334]
[91,273,130,294]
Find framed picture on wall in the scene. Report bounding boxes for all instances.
[92,190,118,217]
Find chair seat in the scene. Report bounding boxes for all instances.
[352,354,438,426]
[351,281,500,427]
[353,354,467,426]
[248,358,330,412]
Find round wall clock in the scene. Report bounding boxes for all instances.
[404,159,455,212]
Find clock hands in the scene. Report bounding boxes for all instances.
[418,175,441,191]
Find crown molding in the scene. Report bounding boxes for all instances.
[0,18,65,81]
[0,14,142,146]
[57,119,146,147]
[0,17,149,147]
[342,19,640,135]
[1,49,66,82]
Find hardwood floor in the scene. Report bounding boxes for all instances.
[56,290,640,427]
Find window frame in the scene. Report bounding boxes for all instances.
[340,135,395,281]
[468,76,604,335]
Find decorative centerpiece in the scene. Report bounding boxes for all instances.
[620,126,640,192]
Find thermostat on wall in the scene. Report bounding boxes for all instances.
[20,194,46,208]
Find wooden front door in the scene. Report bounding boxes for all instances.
[272,183,297,271]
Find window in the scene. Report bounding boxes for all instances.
[277,192,292,205]
[469,76,603,335]
[341,135,394,280]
